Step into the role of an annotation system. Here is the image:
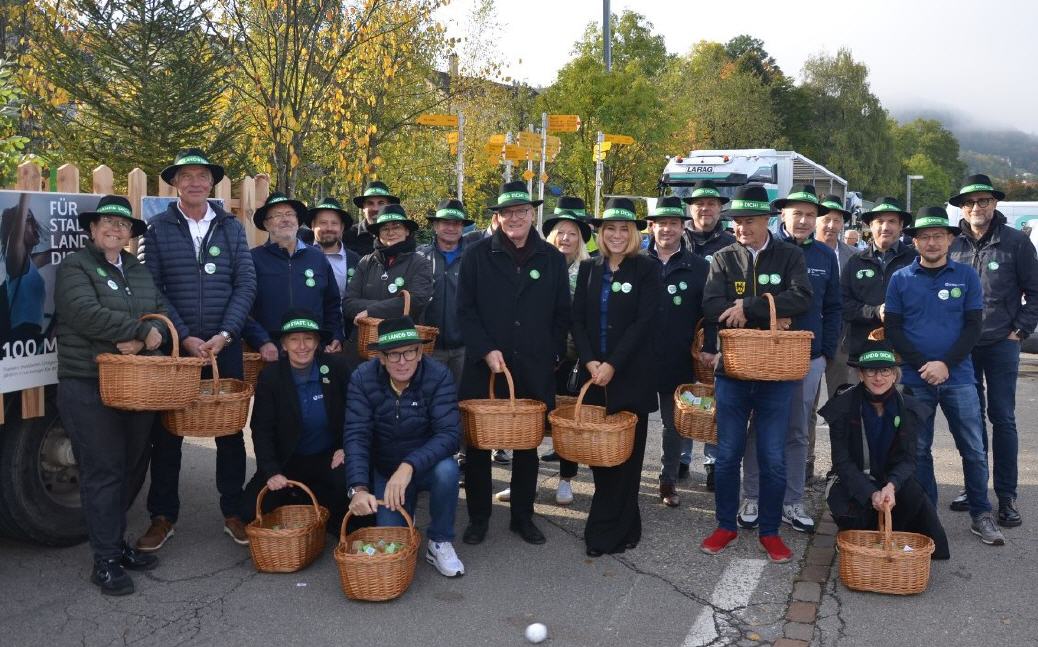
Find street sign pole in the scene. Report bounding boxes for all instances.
[537,112,548,229]
[456,111,465,200]
[526,124,535,195]
[504,131,513,182]
[594,130,604,216]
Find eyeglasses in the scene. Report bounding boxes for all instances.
[862,367,895,377]
[914,233,948,243]
[498,208,532,220]
[383,347,419,363]
[264,211,297,222]
[960,198,994,210]
[98,216,132,230]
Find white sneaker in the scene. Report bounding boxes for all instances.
[495,487,511,502]
[782,502,816,534]
[737,498,759,529]
[556,480,574,505]
[426,540,465,577]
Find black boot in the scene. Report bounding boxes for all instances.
[705,464,715,492]
[998,499,1022,528]
[92,558,134,596]
[121,542,159,571]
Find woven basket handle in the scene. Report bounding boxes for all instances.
[339,499,416,543]
[487,364,517,410]
[764,292,778,332]
[140,313,179,358]
[574,378,595,421]
[254,479,321,524]
[400,289,411,316]
[879,502,895,551]
[209,356,221,392]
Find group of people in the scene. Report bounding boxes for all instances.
[54,147,1035,596]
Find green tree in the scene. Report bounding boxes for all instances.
[903,153,952,210]
[891,118,965,205]
[0,60,29,185]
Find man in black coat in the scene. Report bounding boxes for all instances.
[457,181,571,546]
[343,181,400,257]
[682,180,736,261]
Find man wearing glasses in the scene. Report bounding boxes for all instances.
[884,206,1004,546]
[948,175,1038,527]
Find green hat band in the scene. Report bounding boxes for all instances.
[822,201,844,210]
[268,196,288,204]
[98,203,133,218]
[316,202,340,210]
[498,191,531,204]
[555,207,586,216]
[959,183,994,195]
[176,155,210,165]
[601,208,636,220]
[378,329,420,345]
[364,187,390,197]
[729,199,770,211]
[377,213,408,224]
[652,207,686,217]
[282,318,319,332]
[435,208,467,220]
[784,191,819,204]
[690,188,721,199]
[871,203,900,212]
[911,216,951,229]
[859,350,896,364]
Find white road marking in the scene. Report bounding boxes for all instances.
[683,558,767,647]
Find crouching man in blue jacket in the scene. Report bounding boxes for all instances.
[344,316,465,577]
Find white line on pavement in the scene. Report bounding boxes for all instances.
[682,558,767,647]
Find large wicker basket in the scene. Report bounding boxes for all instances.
[243,351,270,389]
[549,379,637,467]
[459,366,546,450]
[673,383,717,444]
[355,289,438,360]
[334,502,420,602]
[97,313,207,411]
[718,292,813,381]
[161,357,255,437]
[836,505,935,595]
[692,320,715,385]
[245,480,329,573]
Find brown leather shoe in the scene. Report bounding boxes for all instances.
[660,483,680,508]
[135,516,175,552]
[224,516,249,545]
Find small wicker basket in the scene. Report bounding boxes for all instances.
[673,383,717,444]
[245,480,329,573]
[718,292,813,381]
[459,366,546,450]
[334,502,420,602]
[549,379,637,467]
[692,320,715,385]
[243,351,270,389]
[161,357,254,438]
[355,290,438,360]
[836,504,935,595]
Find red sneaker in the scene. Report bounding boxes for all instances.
[759,535,793,563]
[700,528,738,555]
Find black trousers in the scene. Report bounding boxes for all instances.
[242,450,349,534]
[58,378,153,561]
[827,475,950,559]
[464,447,538,523]
[584,414,649,553]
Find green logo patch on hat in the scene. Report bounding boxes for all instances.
[912,215,951,229]
[784,191,820,204]
[497,190,531,204]
[690,187,721,199]
[435,208,467,220]
[176,154,211,166]
[97,203,133,218]
[281,318,320,332]
[859,350,896,364]
[376,213,407,224]
[959,182,995,195]
[822,200,843,211]
[377,328,420,345]
[729,199,770,211]
[653,206,686,217]
[601,208,636,221]
[554,207,586,216]
[364,186,391,197]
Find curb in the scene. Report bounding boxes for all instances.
[777,510,837,646]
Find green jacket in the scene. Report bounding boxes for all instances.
[55,242,168,380]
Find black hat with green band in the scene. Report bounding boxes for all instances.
[771,183,829,215]
[904,206,960,236]
[487,180,543,211]
[947,174,1005,207]
[369,203,418,237]
[367,316,431,352]
[352,181,401,209]
[847,339,898,368]
[646,195,690,221]
[254,191,307,231]
[820,194,852,222]
[277,308,331,344]
[78,195,147,237]
[160,148,225,185]
[860,197,911,226]
[722,184,776,218]
[590,197,647,230]
[682,180,730,205]
[542,209,593,242]
[554,195,588,216]
[428,199,475,226]
[305,196,353,228]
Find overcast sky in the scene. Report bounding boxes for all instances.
[439,0,1037,134]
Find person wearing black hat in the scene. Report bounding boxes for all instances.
[343,181,401,257]
[948,175,1038,527]
[345,316,465,578]
[242,193,344,362]
[54,195,167,594]
[241,309,353,534]
[681,180,735,261]
[138,150,257,552]
[698,184,812,563]
[571,197,661,556]
[457,181,569,547]
[884,206,1004,546]
[818,340,949,559]
[841,198,917,361]
[551,195,597,255]
[645,196,711,505]
[307,197,361,340]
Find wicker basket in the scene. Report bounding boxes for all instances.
[161,357,255,437]
[334,502,420,602]
[355,289,439,360]
[692,320,715,385]
[548,379,637,467]
[97,314,207,411]
[245,480,329,573]
[718,292,813,381]
[837,505,935,595]
[459,366,546,450]
[243,351,269,388]
[673,383,717,444]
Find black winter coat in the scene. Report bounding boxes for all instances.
[647,246,710,391]
[250,353,352,479]
[342,243,433,323]
[457,230,571,406]
[416,239,465,350]
[683,221,736,260]
[572,253,661,415]
[342,219,377,257]
[840,242,916,357]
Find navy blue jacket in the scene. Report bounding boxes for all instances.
[344,357,461,489]
[140,202,256,343]
[243,241,344,349]
[772,223,842,359]
[647,245,711,391]
[416,239,466,350]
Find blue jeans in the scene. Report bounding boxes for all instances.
[972,338,1020,501]
[373,457,459,542]
[907,382,991,516]
[713,375,795,536]
[659,389,693,484]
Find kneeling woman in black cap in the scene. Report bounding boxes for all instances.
[572,198,661,556]
[242,309,353,533]
[819,340,950,559]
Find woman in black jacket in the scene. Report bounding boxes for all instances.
[818,340,949,559]
[242,309,353,533]
[572,198,661,556]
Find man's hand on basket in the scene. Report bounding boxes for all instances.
[259,342,280,362]
[484,350,505,373]
[199,333,227,358]
[871,483,896,512]
[116,340,145,355]
[266,474,289,491]
[325,340,342,353]
[776,317,792,331]
[353,310,368,325]
[144,326,163,351]
[349,489,378,516]
[384,463,413,512]
[330,449,344,469]
[182,336,207,358]
[591,362,615,387]
[699,352,719,369]
[719,299,748,328]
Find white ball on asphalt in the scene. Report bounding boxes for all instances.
[525,622,548,644]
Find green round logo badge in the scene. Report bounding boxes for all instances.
[305,278,316,288]
[304,268,315,278]
[106,279,119,291]
[209,245,221,256]
[758,274,770,285]
[347,268,355,277]
[529,269,540,280]
[394,277,405,286]
[865,269,875,278]
[320,364,329,375]
[611,281,621,292]
[667,284,677,295]
[770,273,781,285]
[988,261,999,271]
[95,267,107,278]
[679,281,688,291]
[950,287,962,298]
[672,295,682,306]
[894,415,901,428]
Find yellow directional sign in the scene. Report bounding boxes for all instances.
[446,132,459,144]
[604,133,635,145]
[540,173,549,183]
[417,113,459,127]
[521,169,535,181]
[488,133,506,146]
[547,114,581,133]
[593,141,612,162]
[502,144,528,161]
[546,135,562,148]
[517,131,541,149]
[449,143,458,155]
